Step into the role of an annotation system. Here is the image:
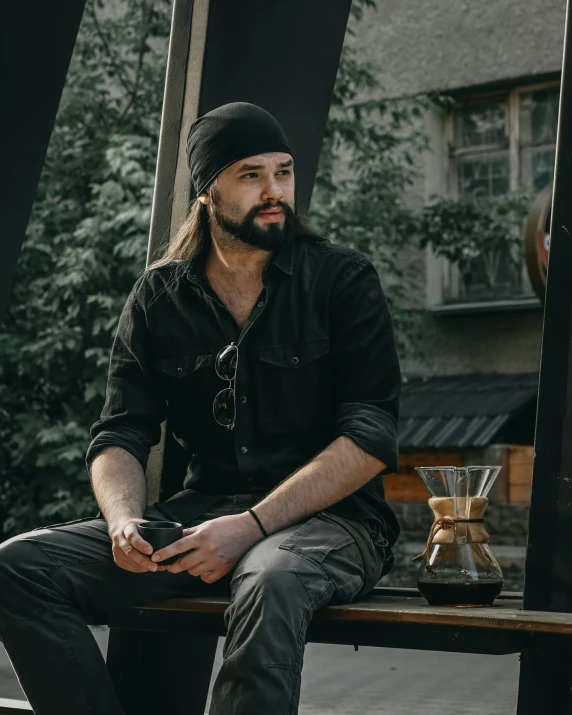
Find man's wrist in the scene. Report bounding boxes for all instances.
[247,507,269,538]
[107,513,144,536]
[239,510,266,541]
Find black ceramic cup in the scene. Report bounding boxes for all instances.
[137,520,183,566]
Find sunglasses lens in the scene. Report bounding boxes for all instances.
[213,388,235,426]
[216,344,238,381]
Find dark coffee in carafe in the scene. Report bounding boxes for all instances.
[418,580,503,607]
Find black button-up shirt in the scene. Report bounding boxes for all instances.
[86,234,401,567]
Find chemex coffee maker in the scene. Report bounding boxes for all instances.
[413,466,504,607]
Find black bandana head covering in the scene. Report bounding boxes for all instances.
[186,102,292,196]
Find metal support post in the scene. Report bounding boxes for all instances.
[518,0,572,710]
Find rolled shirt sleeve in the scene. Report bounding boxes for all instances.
[331,257,401,473]
[85,278,166,473]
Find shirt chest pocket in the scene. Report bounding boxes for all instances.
[257,337,333,433]
[154,351,215,404]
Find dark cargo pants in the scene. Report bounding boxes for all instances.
[0,492,383,715]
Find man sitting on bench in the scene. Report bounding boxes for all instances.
[0,102,401,715]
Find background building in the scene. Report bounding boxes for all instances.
[354,0,566,585]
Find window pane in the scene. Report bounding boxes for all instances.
[453,102,507,147]
[457,249,525,302]
[519,86,559,145]
[456,152,509,196]
[520,146,555,190]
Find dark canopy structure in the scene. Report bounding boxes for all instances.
[4,0,572,712]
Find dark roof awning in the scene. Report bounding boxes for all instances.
[398,373,539,450]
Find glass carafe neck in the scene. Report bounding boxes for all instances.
[416,466,501,498]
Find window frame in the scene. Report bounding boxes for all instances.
[432,80,560,312]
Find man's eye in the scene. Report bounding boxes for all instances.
[278,170,291,175]
[243,173,258,179]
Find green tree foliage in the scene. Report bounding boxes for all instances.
[0,0,432,536]
[420,191,533,300]
[0,0,172,534]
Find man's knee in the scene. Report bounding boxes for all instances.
[0,532,39,579]
[224,562,305,642]
[252,560,303,596]
[0,533,56,619]
[232,547,329,611]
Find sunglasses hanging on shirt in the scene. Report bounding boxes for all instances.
[213,343,238,429]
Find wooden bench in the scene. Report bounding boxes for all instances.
[99,586,572,715]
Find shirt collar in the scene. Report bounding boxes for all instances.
[186,234,295,283]
[186,245,207,284]
[267,235,295,275]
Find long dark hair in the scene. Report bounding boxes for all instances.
[146,198,211,272]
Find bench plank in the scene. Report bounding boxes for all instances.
[105,588,572,657]
[130,592,572,636]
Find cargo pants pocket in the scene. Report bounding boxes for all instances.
[278,514,367,605]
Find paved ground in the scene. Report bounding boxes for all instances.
[1,627,520,713]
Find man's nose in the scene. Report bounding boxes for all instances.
[260,176,283,203]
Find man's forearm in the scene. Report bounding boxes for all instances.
[253,435,385,535]
[90,446,147,529]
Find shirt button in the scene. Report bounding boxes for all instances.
[177,367,183,375]
[257,301,264,308]
[190,274,197,281]
[291,356,299,365]
[240,446,248,454]
[240,396,247,405]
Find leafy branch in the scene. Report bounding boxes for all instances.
[88,3,134,96]
[419,190,533,298]
[114,0,156,129]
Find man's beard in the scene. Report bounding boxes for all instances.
[211,199,297,250]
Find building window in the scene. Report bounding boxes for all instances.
[438,82,559,307]
[519,87,559,190]
[453,100,510,197]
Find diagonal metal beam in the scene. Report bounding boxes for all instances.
[147,0,352,263]
[0,1,86,324]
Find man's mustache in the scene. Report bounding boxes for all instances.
[252,201,291,217]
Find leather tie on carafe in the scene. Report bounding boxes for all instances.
[413,496,489,575]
